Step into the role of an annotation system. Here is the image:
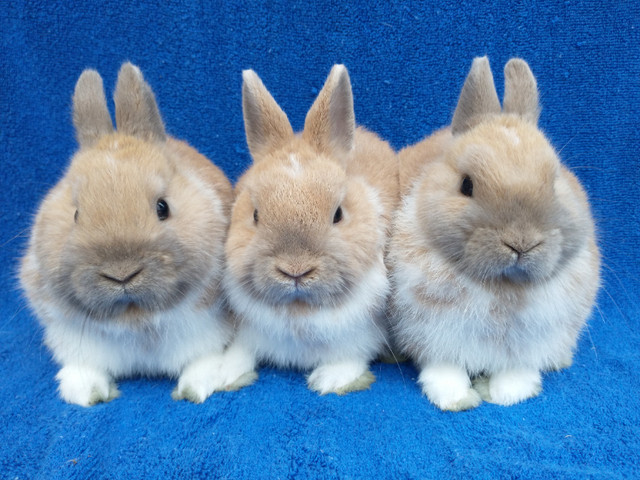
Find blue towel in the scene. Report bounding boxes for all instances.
[1,1,639,478]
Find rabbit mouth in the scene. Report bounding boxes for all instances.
[79,293,161,321]
[259,280,346,309]
[109,299,146,318]
[272,283,322,306]
[68,282,183,322]
[501,264,535,283]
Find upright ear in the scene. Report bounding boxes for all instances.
[113,62,166,142]
[302,64,355,157]
[72,69,114,148]
[242,69,294,160]
[451,56,501,135]
[503,58,539,125]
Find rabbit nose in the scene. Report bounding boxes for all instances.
[100,266,143,285]
[276,266,316,281]
[502,240,542,257]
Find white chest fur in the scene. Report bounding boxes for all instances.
[42,299,231,378]
[227,260,389,369]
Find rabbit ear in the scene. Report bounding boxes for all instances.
[302,64,355,157]
[72,69,114,148]
[113,62,166,142]
[242,69,294,160]
[451,56,501,135]
[503,58,540,125]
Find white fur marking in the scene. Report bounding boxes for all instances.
[500,126,521,146]
[287,154,303,177]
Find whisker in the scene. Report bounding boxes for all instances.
[0,228,31,248]
[370,316,407,388]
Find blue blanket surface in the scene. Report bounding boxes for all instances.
[1,1,639,478]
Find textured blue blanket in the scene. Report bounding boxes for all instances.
[1,1,639,478]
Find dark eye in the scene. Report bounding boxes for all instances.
[74,210,79,223]
[333,206,343,224]
[460,175,473,197]
[156,199,170,221]
[253,209,258,224]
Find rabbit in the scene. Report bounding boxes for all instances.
[192,64,399,396]
[389,56,600,411]
[19,62,235,406]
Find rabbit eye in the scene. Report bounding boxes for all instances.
[156,199,170,221]
[333,206,343,224]
[460,175,473,197]
[253,209,258,224]
[74,210,79,223]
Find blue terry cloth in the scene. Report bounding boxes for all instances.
[1,1,639,478]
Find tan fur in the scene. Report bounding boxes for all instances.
[233,67,398,284]
[242,70,294,159]
[390,57,600,410]
[21,63,234,326]
[302,65,355,157]
[223,65,398,380]
[451,57,501,134]
[228,128,396,314]
[165,138,234,219]
[19,62,237,405]
[397,128,452,195]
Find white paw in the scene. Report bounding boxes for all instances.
[418,363,481,412]
[307,361,374,395]
[485,369,542,406]
[56,365,119,407]
[172,347,257,403]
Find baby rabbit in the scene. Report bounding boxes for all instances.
[19,62,234,406]
[198,65,398,395]
[390,57,600,411]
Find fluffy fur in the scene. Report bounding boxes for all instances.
[19,63,234,406]
[210,65,398,395]
[390,57,600,411]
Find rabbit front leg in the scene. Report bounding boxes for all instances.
[173,336,258,403]
[418,362,482,411]
[307,359,375,395]
[56,364,119,407]
[474,368,542,406]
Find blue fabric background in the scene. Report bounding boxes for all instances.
[1,1,639,478]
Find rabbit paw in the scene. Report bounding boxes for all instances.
[173,349,257,403]
[477,369,542,406]
[56,365,119,407]
[418,363,481,412]
[307,361,375,395]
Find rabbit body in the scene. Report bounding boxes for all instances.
[19,64,234,406]
[205,65,398,396]
[390,58,600,410]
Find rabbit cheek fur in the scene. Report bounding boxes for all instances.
[216,66,397,395]
[390,57,600,411]
[19,64,234,406]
